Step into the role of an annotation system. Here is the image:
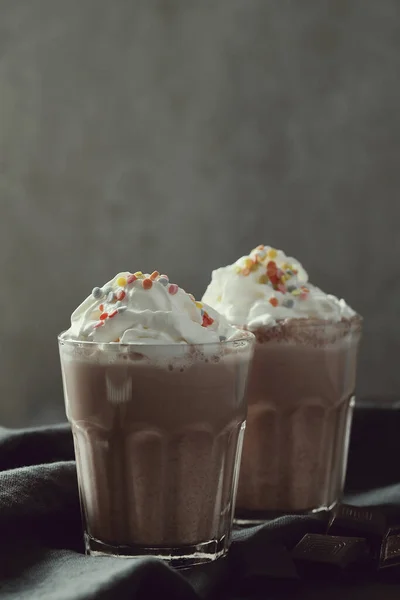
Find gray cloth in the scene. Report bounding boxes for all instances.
[1,424,400,600]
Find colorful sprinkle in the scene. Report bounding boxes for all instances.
[234,247,307,306]
[158,277,169,287]
[195,301,203,309]
[216,295,222,302]
[168,284,178,295]
[103,286,113,296]
[269,274,279,287]
[240,256,259,273]
[106,292,115,303]
[150,271,159,281]
[94,321,104,329]
[283,298,294,308]
[266,263,278,285]
[99,304,104,312]
[202,312,214,327]
[117,306,127,313]
[92,287,103,299]
[188,293,195,301]
[219,335,227,342]
[109,310,118,318]
[134,271,143,278]
[127,274,137,285]
[99,312,108,320]
[117,276,127,287]
[116,290,126,301]
[142,278,153,290]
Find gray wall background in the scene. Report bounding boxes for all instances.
[1,0,399,426]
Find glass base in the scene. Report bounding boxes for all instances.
[234,501,336,527]
[84,533,229,568]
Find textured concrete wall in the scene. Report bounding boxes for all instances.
[1,0,400,426]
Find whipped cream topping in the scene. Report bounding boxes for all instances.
[62,271,238,344]
[202,246,356,330]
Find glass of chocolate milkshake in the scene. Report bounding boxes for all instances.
[203,246,362,524]
[59,271,254,566]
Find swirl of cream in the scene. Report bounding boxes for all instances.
[202,246,356,329]
[62,271,238,344]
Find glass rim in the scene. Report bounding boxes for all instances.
[57,330,256,349]
[245,314,363,332]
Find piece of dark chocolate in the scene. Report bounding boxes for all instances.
[327,503,386,546]
[292,534,369,569]
[379,526,400,570]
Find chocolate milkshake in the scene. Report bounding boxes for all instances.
[203,246,362,523]
[59,270,254,565]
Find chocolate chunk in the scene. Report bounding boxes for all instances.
[379,526,400,570]
[292,534,369,569]
[327,504,386,548]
